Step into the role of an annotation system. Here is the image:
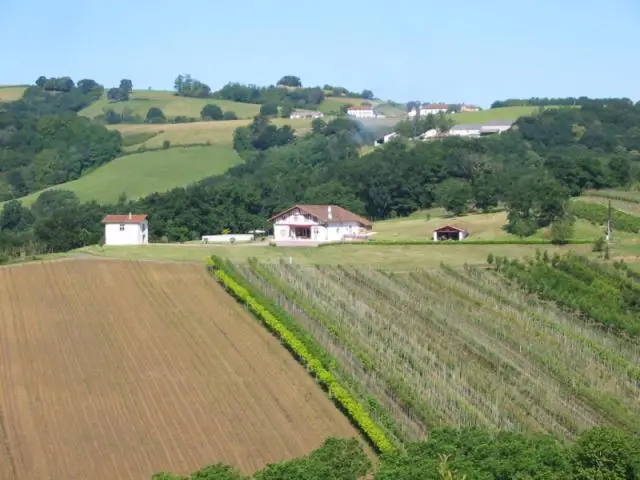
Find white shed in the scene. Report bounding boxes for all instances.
[102,213,149,246]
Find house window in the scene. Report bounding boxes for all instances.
[119,224,125,231]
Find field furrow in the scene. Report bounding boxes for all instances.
[0,260,361,480]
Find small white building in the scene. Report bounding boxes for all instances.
[374,132,399,146]
[447,120,515,138]
[289,109,324,120]
[102,213,149,246]
[346,105,376,119]
[270,204,373,245]
[433,225,469,241]
[460,104,480,112]
[408,103,450,117]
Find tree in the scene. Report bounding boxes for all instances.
[223,111,238,120]
[35,76,47,87]
[361,89,374,100]
[572,427,640,479]
[311,118,326,134]
[146,107,166,123]
[201,104,224,121]
[550,214,575,244]
[119,79,133,94]
[0,200,34,231]
[435,179,473,215]
[277,75,302,87]
[107,87,128,102]
[280,103,294,118]
[259,103,278,117]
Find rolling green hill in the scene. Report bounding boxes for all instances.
[9,145,240,206]
[451,105,571,124]
[79,89,262,120]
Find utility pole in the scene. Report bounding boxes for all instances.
[606,200,613,243]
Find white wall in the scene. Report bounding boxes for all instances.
[347,109,375,118]
[273,221,368,242]
[201,234,254,243]
[449,128,480,137]
[105,221,148,245]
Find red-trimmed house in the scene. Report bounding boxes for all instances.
[270,205,373,244]
[102,213,149,245]
[433,225,468,241]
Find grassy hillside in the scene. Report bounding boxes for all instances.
[112,118,313,150]
[12,145,240,205]
[451,105,575,124]
[0,85,27,102]
[79,89,262,119]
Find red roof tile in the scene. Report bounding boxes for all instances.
[102,214,148,224]
[422,103,449,109]
[270,205,373,227]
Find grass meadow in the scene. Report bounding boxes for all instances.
[0,85,27,102]
[12,145,240,206]
[112,118,314,150]
[79,89,262,119]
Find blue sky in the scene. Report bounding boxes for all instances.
[1,0,638,107]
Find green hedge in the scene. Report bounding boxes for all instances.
[569,201,640,233]
[206,256,397,454]
[318,238,595,247]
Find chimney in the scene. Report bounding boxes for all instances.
[327,206,332,220]
[128,212,132,220]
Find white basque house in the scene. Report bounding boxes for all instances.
[270,205,373,244]
[346,105,376,119]
[408,103,450,117]
[102,213,149,245]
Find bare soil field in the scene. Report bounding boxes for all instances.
[0,260,360,479]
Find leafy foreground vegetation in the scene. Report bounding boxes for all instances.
[154,429,640,479]
[230,256,640,444]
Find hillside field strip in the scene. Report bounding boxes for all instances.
[235,257,640,443]
[111,118,314,149]
[0,86,27,102]
[9,145,241,207]
[0,260,361,480]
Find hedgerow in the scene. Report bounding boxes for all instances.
[206,256,397,454]
[568,201,640,232]
[318,238,594,248]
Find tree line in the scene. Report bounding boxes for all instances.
[153,427,639,479]
[491,96,639,109]
[1,97,640,258]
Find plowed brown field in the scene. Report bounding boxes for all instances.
[0,260,360,480]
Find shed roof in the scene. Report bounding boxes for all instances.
[102,214,148,224]
[270,204,373,227]
[433,224,468,233]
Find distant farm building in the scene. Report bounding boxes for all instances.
[375,132,399,146]
[102,213,148,245]
[346,105,376,119]
[447,120,515,138]
[460,104,481,112]
[407,103,450,117]
[433,225,468,241]
[270,204,373,246]
[289,109,324,120]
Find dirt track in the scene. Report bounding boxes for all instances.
[0,260,359,479]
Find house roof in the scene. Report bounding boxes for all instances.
[270,204,373,227]
[434,224,468,233]
[347,105,374,110]
[102,214,148,224]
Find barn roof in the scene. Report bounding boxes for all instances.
[102,214,148,224]
[270,204,373,227]
[433,224,467,233]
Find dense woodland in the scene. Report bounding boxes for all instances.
[155,427,639,479]
[1,79,640,258]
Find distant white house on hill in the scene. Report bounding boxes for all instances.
[408,103,450,117]
[460,104,481,112]
[102,213,149,246]
[270,204,373,245]
[346,105,376,119]
[289,109,324,120]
